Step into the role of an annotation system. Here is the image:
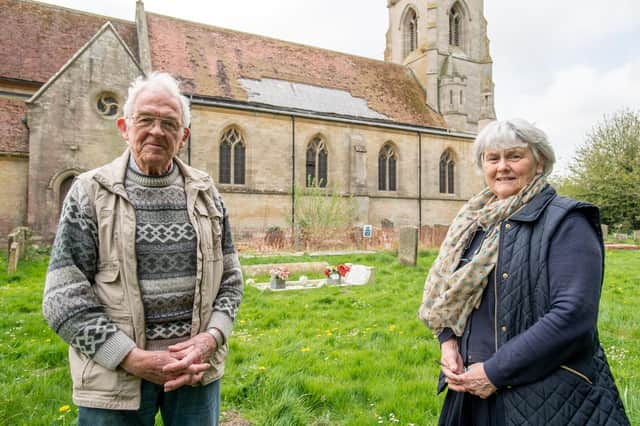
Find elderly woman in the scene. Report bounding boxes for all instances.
[419,119,629,425]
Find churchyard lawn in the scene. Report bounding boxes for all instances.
[0,249,638,425]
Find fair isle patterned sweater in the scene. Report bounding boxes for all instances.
[126,163,197,349]
[43,159,243,370]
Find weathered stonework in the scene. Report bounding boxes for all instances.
[398,226,419,265]
[26,24,143,239]
[386,0,496,132]
[1,1,494,242]
[0,157,28,237]
[187,106,483,233]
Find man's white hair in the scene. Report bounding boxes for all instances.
[122,72,191,127]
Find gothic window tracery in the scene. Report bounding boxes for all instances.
[306,137,328,187]
[378,143,398,191]
[439,150,455,194]
[402,7,418,58]
[219,127,245,184]
[449,3,464,48]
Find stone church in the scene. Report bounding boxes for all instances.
[0,0,496,242]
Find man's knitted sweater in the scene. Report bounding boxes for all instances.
[125,162,197,350]
[43,158,243,370]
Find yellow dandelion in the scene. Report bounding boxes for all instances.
[300,347,310,352]
[325,331,332,336]
[389,324,397,332]
[240,319,246,324]
[59,405,70,413]
[45,338,51,343]
[258,366,266,371]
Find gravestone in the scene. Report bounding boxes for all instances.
[344,265,374,285]
[242,261,329,277]
[8,242,19,274]
[7,227,30,260]
[601,224,608,240]
[398,226,418,266]
[634,230,640,241]
[381,218,394,229]
[613,233,628,241]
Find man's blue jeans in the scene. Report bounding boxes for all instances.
[77,379,220,426]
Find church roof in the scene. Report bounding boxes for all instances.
[0,98,29,153]
[146,13,446,128]
[0,0,138,84]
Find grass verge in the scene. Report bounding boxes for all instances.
[0,249,637,424]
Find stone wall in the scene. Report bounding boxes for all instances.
[0,156,28,238]
[26,26,142,239]
[188,105,482,234]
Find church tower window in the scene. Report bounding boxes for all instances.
[402,7,418,58]
[219,127,245,184]
[449,3,463,47]
[378,143,398,191]
[306,137,328,187]
[439,150,455,194]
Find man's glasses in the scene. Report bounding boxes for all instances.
[129,114,182,133]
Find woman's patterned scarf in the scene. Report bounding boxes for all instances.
[419,175,547,336]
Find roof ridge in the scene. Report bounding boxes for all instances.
[145,11,403,69]
[19,0,135,25]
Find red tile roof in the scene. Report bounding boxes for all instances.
[147,13,446,128]
[0,98,29,153]
[0,0,138,84]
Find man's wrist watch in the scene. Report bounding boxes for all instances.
[207,328,224,348]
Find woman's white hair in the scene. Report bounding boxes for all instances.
[473,119,556,176]
[122,72,191,127]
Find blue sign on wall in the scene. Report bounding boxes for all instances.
[363,224,372,238]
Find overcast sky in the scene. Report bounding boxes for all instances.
[39,0,639,174]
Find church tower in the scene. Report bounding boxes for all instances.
[384,0,496,132]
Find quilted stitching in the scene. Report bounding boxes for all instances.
[496,194,629,425]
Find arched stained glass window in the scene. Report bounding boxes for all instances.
[439,150,455,194]
[306,137,328,187]
[378,143,398,191]
[219,127,245,184]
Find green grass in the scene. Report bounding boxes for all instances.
[0,249,638,425]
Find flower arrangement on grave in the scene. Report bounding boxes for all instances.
[324,263,351,278]
[270,266,290,280]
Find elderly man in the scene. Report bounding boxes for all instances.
[43,72,243,425]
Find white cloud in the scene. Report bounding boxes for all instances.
[498,60,640,174]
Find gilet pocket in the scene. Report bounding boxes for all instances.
[94,261,123,305]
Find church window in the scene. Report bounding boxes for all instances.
[378,143,398,191]
[219,127,245,184]
[460,90,464,105]
[449,3,463,47]
[402,7,418,58]
[449,90,454,106]
[306,137,328,187]
[96,92,120,118]
[439,150,455,194]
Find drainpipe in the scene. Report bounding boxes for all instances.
[418,132,422,237]
[291,116,296,235]
[187,93,192,165]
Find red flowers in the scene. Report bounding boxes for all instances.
[324,264,351,277]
